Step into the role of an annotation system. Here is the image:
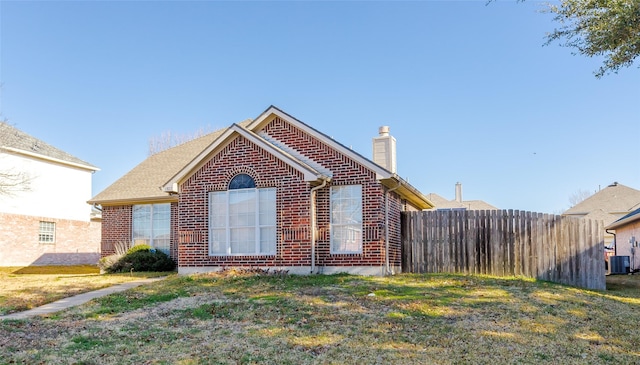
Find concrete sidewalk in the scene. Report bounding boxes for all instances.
[0,277,167,321]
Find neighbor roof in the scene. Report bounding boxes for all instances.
[563,182,640,216]
[425,193,498,211]
[605,207,640,230]
[0,122,98,171]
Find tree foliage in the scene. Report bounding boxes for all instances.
[545,0,640,77]
[147,127,213,156]
[569,188,593,206]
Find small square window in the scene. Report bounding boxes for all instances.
[39,221,56,244]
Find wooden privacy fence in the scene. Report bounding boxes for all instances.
[401,210,606,290]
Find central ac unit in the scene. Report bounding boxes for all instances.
[608,256,630,275]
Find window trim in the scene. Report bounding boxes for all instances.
[209,187,277,256]
[330,184,363,254]
[131,203,171,254]
[38,221,56,244]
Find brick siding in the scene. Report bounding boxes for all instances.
[100,205,132,257]
[177,117,399,270]
[0,212,100,266]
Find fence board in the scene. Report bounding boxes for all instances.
[401,210,605,290]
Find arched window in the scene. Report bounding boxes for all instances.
[209,174,276,256]
[228,174,256,189]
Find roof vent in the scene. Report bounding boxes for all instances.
[372,126,396,173]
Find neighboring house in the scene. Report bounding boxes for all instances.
[605,208,640,272]
[0,122,101,266]
[563,182,640,248]
[427,182,498,211]
[89,106,434,275]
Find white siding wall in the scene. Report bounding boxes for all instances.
[0,152,94,221]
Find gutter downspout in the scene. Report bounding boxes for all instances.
[385,181,402,275]
[606,229,617,256]
[310,178,329,274]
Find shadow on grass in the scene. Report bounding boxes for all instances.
[11,265,99,275]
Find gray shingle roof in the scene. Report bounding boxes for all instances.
[563,182,640,216]
[89,121,251,204]
[0,122,97,170]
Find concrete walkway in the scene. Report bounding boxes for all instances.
[0,277,167,321]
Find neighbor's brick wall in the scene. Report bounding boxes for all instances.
[0,212,100,266]
[177,116,390,269]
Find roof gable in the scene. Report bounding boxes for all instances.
[163,123,327,192]
[249,106,393,180]
[0,122,98,171]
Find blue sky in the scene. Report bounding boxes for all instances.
[1,0,638,214]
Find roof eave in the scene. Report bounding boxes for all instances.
[380,175,435,210]
[605,211,640,230]
[1,146,99,171]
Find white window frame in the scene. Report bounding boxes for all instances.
[330,185,363,254]
[39,221,56,244]
[132,203,171,254]
[209,187,276,256]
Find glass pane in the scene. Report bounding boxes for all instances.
[210,192,227,227]
[132,205,152,243]
[152,203,171,252]
[229,190,256,227]
[330,185,362,253]
[259,188,276,225]
[229,174,256,189]
[230,227,255,254]
[260,227,276,253]
[332,225,362,252]
[210,228,227,254]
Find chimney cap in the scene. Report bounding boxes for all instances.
[378,126,390,136]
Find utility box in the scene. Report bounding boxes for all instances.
[608,256,630,275]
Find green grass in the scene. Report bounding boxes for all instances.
[1,272,639,364]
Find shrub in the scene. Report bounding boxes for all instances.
[126,244,153,255]
[106,250,175,273]
[97,255,120,273]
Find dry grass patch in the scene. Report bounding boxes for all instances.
[1,272,639,364]
[0,265,170,315]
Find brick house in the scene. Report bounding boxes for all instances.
[0,122,101,266]
[89,106,434,275]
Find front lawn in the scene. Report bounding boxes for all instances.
[1,270,639,364]
[0,265,170,315]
